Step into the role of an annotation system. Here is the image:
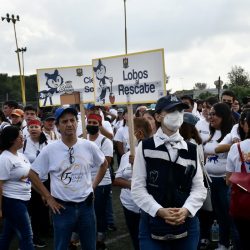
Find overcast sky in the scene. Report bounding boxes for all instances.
[1,0,250,91]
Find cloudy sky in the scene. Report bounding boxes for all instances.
[1,0,250,91]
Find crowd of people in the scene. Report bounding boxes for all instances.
[0,90,249,250]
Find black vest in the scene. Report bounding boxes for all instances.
[142,137,197,208]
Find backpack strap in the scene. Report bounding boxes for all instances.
[100,137,106,147]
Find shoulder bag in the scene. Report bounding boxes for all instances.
[229,143,250,219]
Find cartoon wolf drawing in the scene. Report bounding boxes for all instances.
[39,69,64,106]
[93,59,112,104]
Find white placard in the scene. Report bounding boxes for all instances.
[92,49,166,105]
[37,65,94,107]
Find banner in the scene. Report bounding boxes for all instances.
[37,65,94,107]
[92,49,166,105]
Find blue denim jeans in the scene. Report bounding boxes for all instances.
[139,211,200,250]
[53,194,96,250]
[0,196,34,250]
[105,188,115,226]
[210,177,231,248]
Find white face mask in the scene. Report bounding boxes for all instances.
[163,110,184,132]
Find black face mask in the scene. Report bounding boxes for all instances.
[86,125,99,135]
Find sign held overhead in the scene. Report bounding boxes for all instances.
[37,65,94,107]
[93,49,166,105]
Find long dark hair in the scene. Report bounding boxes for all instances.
[245,112,250,139]
[0,110,8,123]
[209,103,233,143]
[134,117,152,139]
[0,126,20,151]
[238,109,250,140]
[179,122,202,145]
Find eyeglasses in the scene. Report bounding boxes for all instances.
[68,147,75,164]
[208,112,216,116]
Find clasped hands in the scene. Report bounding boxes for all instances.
[156,207,189,226]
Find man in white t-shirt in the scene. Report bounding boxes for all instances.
[28,107,108,250]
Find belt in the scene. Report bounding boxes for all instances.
[54,192,93,206]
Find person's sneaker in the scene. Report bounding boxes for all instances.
[96,241,107,250]
[215,244,228,250]
[107,224,117,231]
[33,237,47,248]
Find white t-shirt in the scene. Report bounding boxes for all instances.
[22,125,29,139]
[195,119,210,144]
[116,151,140,213]
[114,125,130,152]
[23,136,48,164]
[43,129,61,141]
[204,130,228,177]
[226,139,250,173]
[0,150,31,200]
[113,120,124,133]
[31,138,105,202]
[230,124,240,141]
[88,134,113,186]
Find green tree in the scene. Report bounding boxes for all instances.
[228,66,250,87]
[0,74,38,105]
[194,82,207,90]
[198,91,215,100]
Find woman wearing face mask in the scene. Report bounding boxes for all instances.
[131,95,207,250]
[113,117,152,250]
[23,119,49,248]
[86,113,114,250]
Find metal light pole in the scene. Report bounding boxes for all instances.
[214,76,223,100]
[1,13,26,105]
[124,0,128,54]
[16,47,27,95]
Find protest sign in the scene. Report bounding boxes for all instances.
[37,65,94,107]
[92,49,166,105]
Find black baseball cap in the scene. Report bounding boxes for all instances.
[42,112,55,122]
[155,95,189,113]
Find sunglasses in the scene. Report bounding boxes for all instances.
[68,147,75,164]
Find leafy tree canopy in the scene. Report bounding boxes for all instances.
[227,66,250,87]
[194,82,207,90]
